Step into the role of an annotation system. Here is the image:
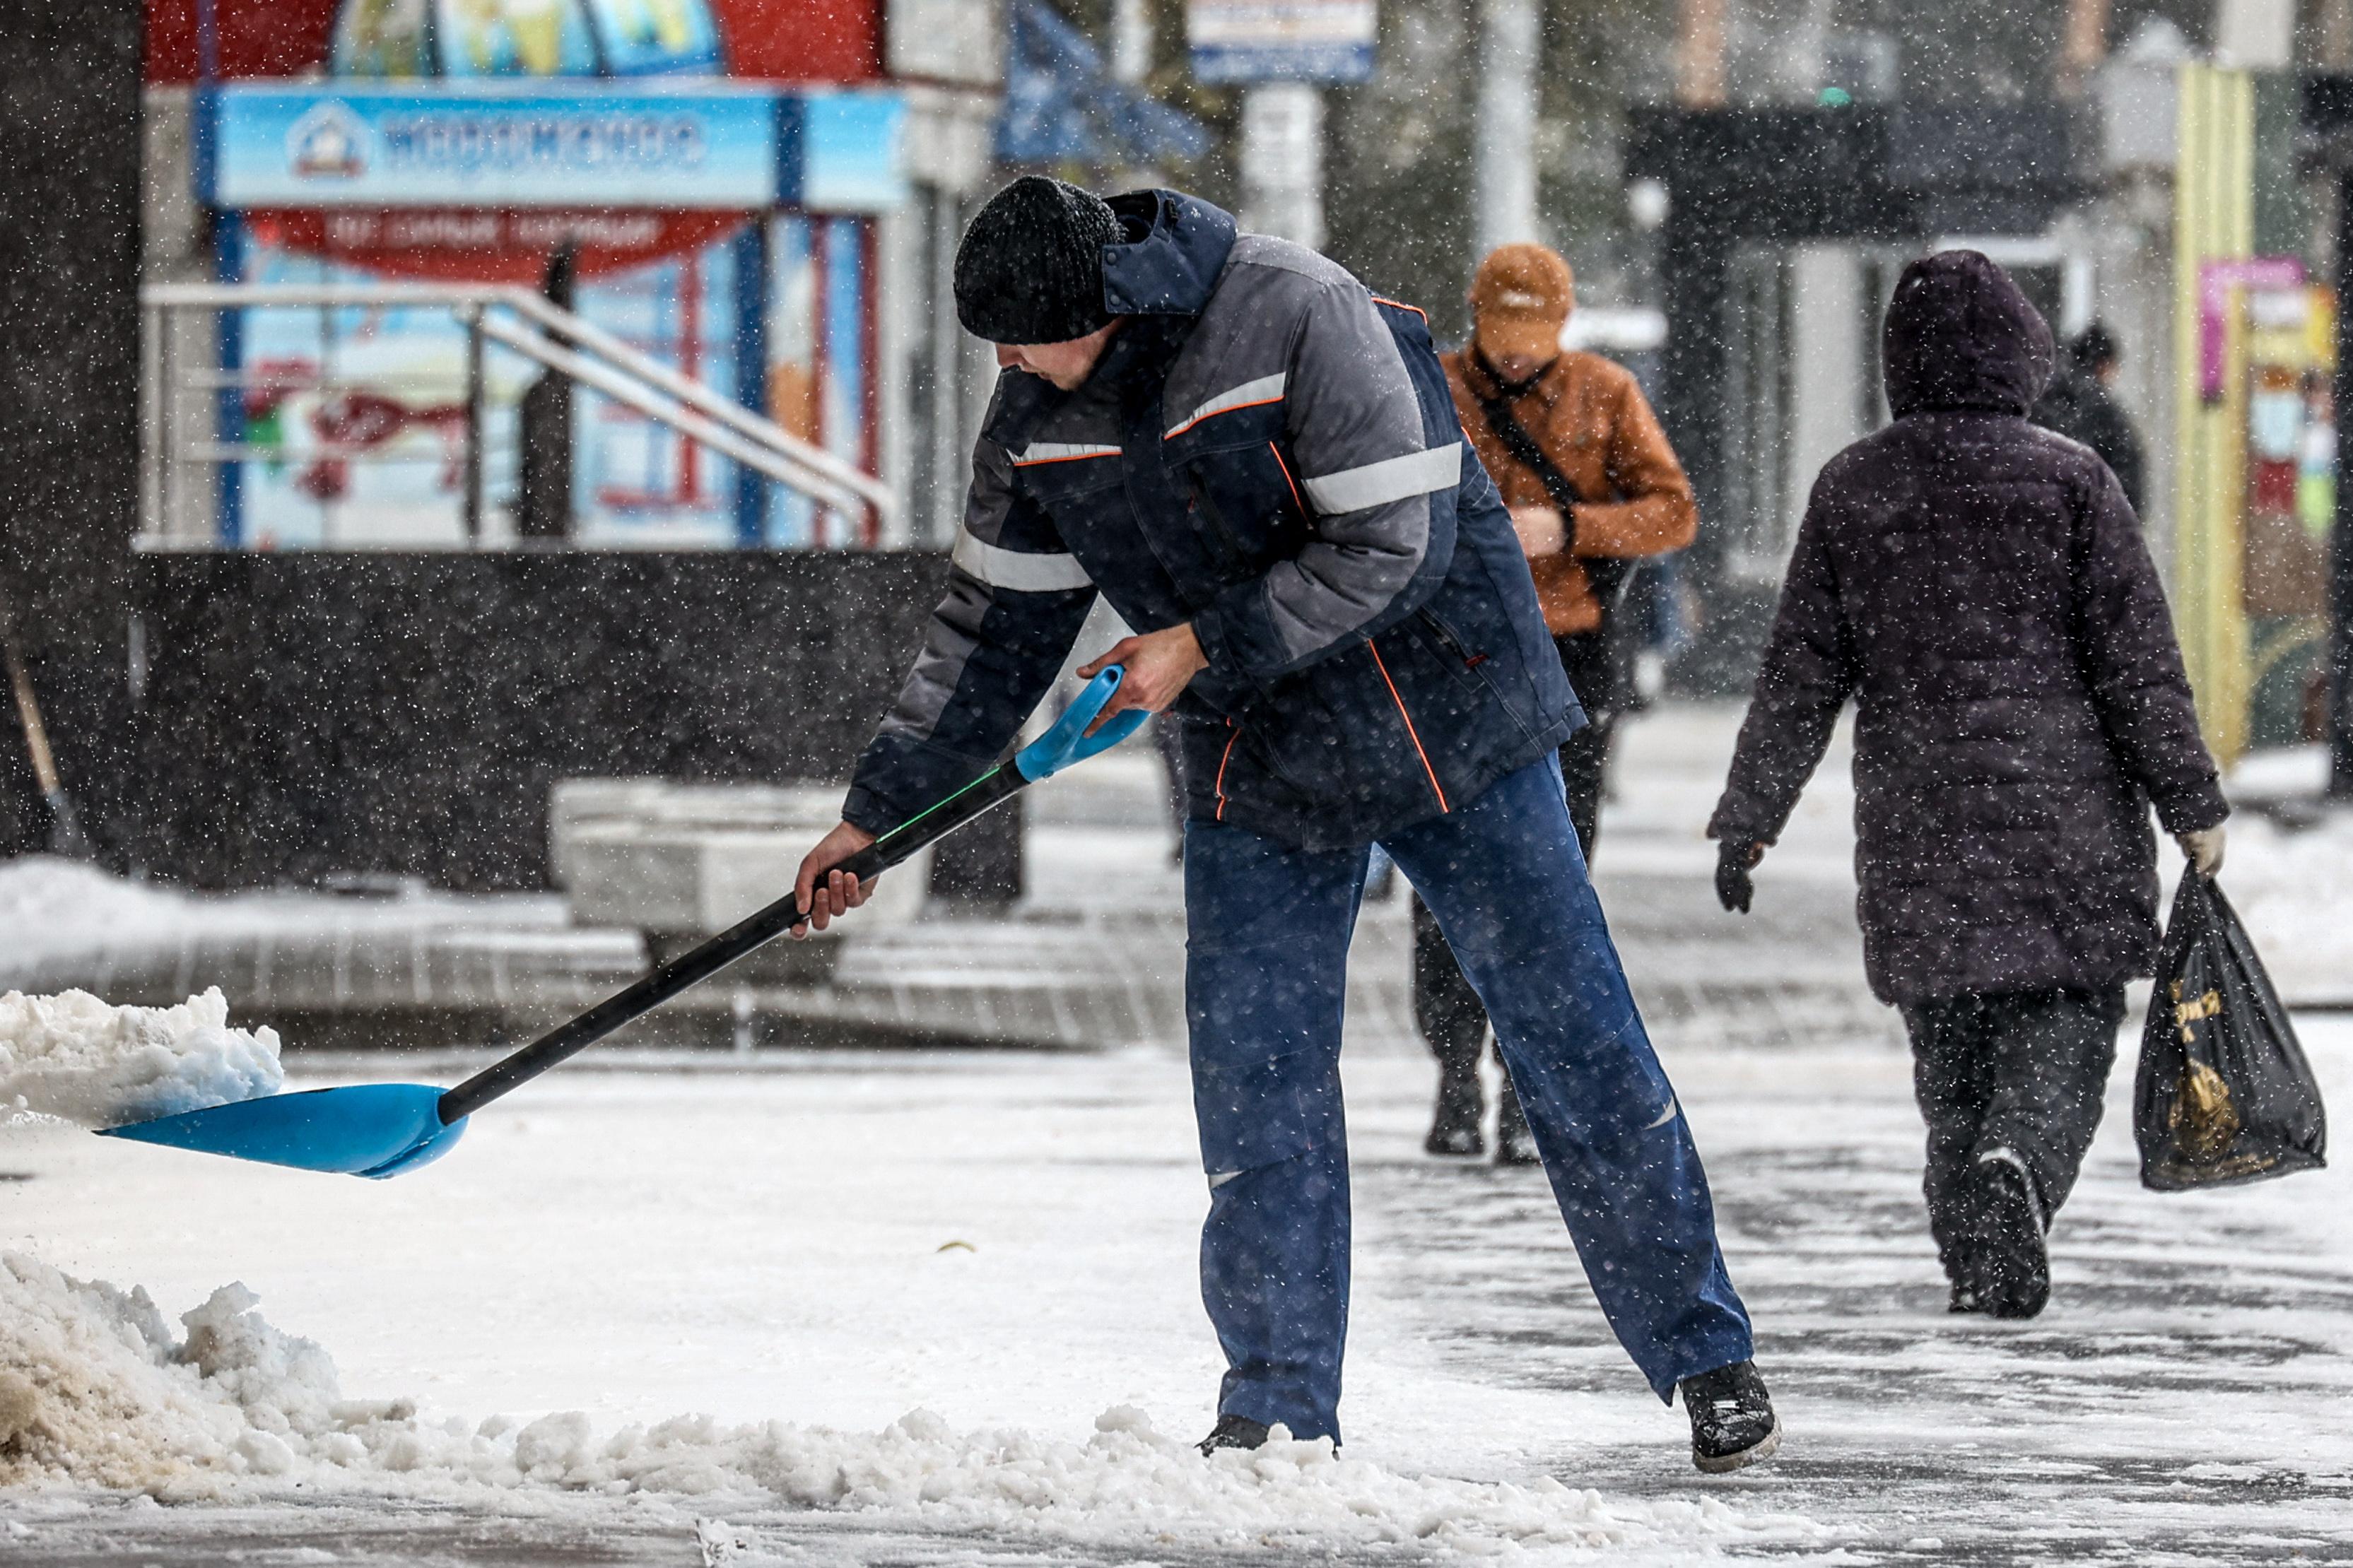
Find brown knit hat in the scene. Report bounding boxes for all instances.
[1469,243,1574,364]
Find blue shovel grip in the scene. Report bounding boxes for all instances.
[1014,665,1152,782]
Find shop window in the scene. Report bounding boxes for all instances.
[330,0,722,79]
[765,215,875,549]
[217,217,758,550]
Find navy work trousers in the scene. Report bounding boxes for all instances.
[1183,756,1754,1442]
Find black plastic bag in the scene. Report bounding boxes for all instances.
[2135,873,2328,1191]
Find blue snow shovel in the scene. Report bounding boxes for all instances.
[98,667,1154,1179]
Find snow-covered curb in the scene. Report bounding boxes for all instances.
[0,1254,1814,1556]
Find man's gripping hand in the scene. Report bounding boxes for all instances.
[792,820,879,938]
[1077,623,1208,735]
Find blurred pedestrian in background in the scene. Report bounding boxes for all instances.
[1710,252,2226,1321]
[1419,242,1697,1162]
[2031,322,2144,514]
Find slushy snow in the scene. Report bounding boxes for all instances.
[0,1254,1800,1555]
[0,989,283,1128]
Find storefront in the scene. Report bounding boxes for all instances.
[177,1,904,550]
[127,0,946,892]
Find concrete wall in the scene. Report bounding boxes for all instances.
[0,4,145,861]
[131,550,956,890]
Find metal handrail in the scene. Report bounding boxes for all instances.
[500,290,889,512]
[139,281,893,538]
[471,312,870,516]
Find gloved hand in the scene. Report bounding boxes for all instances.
[2177,826,2226,878]
[1713,837,1766,914]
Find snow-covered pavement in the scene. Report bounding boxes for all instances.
[5,702,2351,1562]
[4,1014,2349,1564]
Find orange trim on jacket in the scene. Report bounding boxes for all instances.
[1366,642,1449,812]
[1440,347,1696,636]
[1214,723,1238,820]
[1267,442,1305,513]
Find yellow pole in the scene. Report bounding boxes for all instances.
[2171,63,2255,765]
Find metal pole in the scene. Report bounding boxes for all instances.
[1239,83,1325,251]
[1474,0,1542,255]
[462,307,485,544]
[1676,0,1728,107]
[2331,168,2353,798]
[140,303,162,540]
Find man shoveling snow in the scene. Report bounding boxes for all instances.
[792,177,1776,1474]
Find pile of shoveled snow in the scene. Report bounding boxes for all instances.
[0,1255,1812,1555]
[0,989,283,1128]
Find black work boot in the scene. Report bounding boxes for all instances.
[1425,1062,1484,1156]
[1494,1076,1539,1165]
[1963,1150,2050,1320]
[1197,1414,1271,1456]
[1677,1360,1780,1474]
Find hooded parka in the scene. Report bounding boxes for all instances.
[1710,251,2227,1005]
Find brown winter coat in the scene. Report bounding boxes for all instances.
[1440,348,1697,635]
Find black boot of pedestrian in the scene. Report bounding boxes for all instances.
[1197,1414,1271,1456]
[1494,1076,1539,1165]
[1425,1063,1484,1157]
[1963,1150,2049,1320]
[1678,1360,1780,1474]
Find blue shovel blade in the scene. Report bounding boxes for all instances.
[98,1084,468,1179]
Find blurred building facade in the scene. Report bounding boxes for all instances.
[83,0,2353,890]
[141,0,1004,553]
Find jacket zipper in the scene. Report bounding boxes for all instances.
[1415,607,1486,669]
[1366,640,1450,813]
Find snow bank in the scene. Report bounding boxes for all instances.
[0,1255,1807,1556]
[0,859,196,967]
[0,989,283,1128]
[2218,813,2353,1004]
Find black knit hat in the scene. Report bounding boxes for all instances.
[955,176,1121,345]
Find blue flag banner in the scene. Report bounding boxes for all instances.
[997,0,1209,169]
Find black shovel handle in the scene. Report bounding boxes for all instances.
[435,760,1029,1124]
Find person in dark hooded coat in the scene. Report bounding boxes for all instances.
[1708,251,2229,1319]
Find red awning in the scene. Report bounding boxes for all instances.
[244,208,752,281]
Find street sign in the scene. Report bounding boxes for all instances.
[1187,0,1376,85]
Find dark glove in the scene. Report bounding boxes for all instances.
[1714,838,1763,914]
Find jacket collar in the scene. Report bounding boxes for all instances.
[1101,189,1238,318]
[1464,344,1565,408]
[985,314,1196,447]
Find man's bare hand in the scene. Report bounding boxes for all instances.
[792,820,879,938]
[1510,505,1569,559]
[1076,623,1209,734]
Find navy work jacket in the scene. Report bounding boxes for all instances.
[848,191,1577,852]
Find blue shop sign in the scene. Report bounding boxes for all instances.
[205,83,906,212]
